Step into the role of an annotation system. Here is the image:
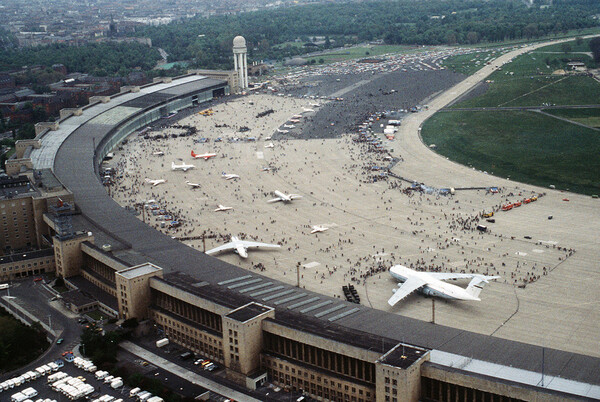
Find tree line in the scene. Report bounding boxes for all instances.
[0,42,161,76]
[137,0,600,68]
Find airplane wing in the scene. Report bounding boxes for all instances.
[387,277,426,306]
[428,273,500,281]
[238,241,281,249]
[289,194,302,200]
[205,242,237,255]
[267,197,282,203]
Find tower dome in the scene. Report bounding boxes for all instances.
[233,35,247,51]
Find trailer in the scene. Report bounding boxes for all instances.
[155,338,169,348]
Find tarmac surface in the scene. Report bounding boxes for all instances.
[105,42,599,362]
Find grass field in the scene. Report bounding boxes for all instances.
[304,44,421,64]
[545,108,600,128]
[441,50,505,75]
[451,49,600,108]
[422,110,600,195]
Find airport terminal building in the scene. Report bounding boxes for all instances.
[5,74,599,401]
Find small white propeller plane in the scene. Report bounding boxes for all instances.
[289,119,300,123]
[291,114,302,119]
[191,150,217,160]
[268,190,302,203]
[152,151,165,156]
[214,204,233,212]
[185,181,201,188]
[221,172,240,180]
[387,265,500,307]
[276,129,289,134]
[302,108,315,113]
[310,225,329,234]
[264,142,274,148]
[283,124,295,129]
[171,161,195,172]
[206,235,280,258]
[144,178,166,186]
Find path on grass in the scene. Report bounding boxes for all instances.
[394,34,600,187]
[441,104,600,112]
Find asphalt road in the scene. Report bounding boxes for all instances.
[0,276,82,380]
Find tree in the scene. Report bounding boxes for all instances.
[590,37,600,63]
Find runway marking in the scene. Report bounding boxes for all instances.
[303,262,320,269]
[532,249,544,253]
[516,251,528,256]
[256,151,264,159]
[538,240,558,245]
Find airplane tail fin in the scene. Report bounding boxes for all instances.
[465,277,486,299]
[191,150,196,157]
[466,275,499,299]
[171,162,175,169]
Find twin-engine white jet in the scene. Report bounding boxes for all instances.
[310,225,329,234]
[185,181,201,188]
[267,190,302,203]
[145,178,166,186]
[264,142,274,148]
[214,204,233,212]
[191,150,217,160]
[222,172,240,180]
[172,161,195,172]
[206,235,280,258]
[387,265,500,307]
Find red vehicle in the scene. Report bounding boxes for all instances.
[562,198,569,202]
[513,201,522,207]
[33,277,43,282]
[524,198,531,204]
[502,204,513,211]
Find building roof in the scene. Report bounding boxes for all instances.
[226,302,272,323]
[117,262,161,280]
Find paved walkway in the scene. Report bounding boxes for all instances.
[120,341,262,402]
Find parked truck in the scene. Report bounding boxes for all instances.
[155,338,169,348]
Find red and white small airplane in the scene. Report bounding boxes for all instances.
[191,150,217,160]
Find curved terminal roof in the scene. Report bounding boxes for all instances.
[38,75,600,397]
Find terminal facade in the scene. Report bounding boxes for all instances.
[2,73,597,402]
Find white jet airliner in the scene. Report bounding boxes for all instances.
[310,225,329,234]
[171,161,195,172]
[185,181,201,188]
[191,150,217,160]
[214,205,233,212]
[388,265,499,306]
[222,172,240,180]
[144,179,166,186]
[206,235,280,258]
[267,190,302,203]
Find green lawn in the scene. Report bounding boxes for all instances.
[306,44,421,64]
[452,49,600,108]
[422,110,600,195]
[545,108,600,128]
[441,50,506,75]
